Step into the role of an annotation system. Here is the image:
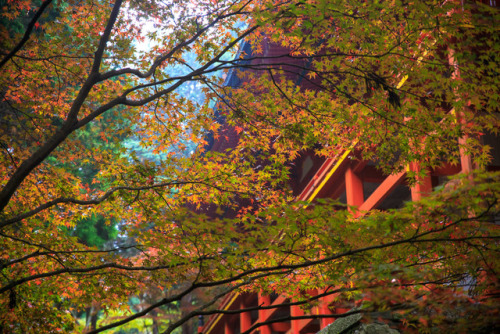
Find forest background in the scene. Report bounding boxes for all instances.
[0,0,499,333]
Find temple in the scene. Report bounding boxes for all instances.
[197,2,499,333]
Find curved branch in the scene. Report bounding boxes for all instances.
[87,266,297,334]
[0,231,141,268]
[75,24,258,130]
[3,220,497,307]
[1,180,187,228]
[162,285,348,334]
[98,2,255,82]
[0,253,217,295]
[1,177,253,228]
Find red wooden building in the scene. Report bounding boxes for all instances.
[197,2,499,332]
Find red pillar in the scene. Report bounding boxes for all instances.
[240,298,252,334]
[318,289,335,328]
[459,137,474,174]
[345,166,364,208]
[448,48,474,176]
[410,163,433,201]
[258,294,272,334]
[290,301,305,334]
[224,320,234,334]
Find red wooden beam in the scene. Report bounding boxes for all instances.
[357,170,406,215]
[433,162,461,176]
[266,294,288,320]
[271,322,291,332]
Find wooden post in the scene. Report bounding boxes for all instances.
[224,320,234,334]
[459,137,474,174]
[409,162,433,201]
[448,47,474,176]
[290,301,305,334]
[240,298,252,334]
[258,294,272,334]
[318,291,335,328]
[345,166,364,208]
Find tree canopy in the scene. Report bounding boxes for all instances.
[0,0,499,333]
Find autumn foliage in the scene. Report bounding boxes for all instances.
[0,0,499,333]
